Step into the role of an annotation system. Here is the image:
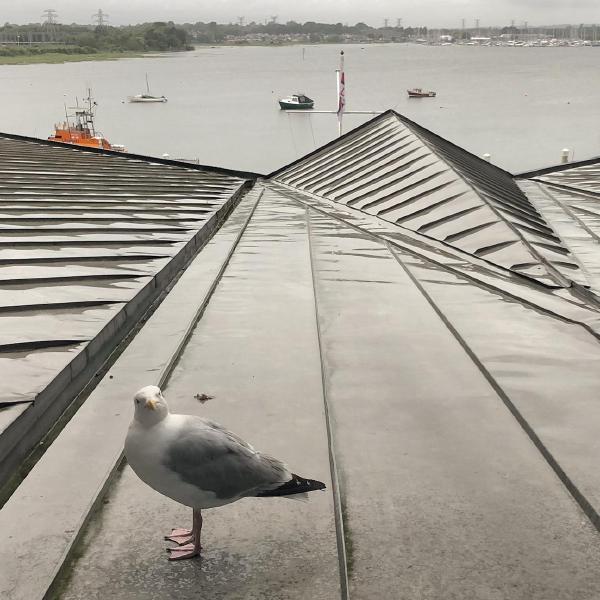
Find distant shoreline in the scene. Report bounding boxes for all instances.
[0,50,145,65]
[0,40,594,65]
[0,43,373,65]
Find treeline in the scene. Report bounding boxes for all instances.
[0,22,191,55]
[181,20,599,43]
[181,21,423,43]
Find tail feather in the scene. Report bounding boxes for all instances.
[256,473,326,498]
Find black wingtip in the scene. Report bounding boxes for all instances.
[256,473,326,497]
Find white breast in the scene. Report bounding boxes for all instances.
[125,416,232,509]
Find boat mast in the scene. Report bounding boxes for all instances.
[63,102,71,131]
[145,73,150,95]
[85,89,96,136]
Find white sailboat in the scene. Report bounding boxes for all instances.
[128,74,167,103]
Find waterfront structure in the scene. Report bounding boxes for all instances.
[2,112,600,598]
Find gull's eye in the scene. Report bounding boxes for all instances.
[135,399,140,404]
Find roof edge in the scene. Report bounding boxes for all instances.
[395,112,519,179]
[515,155,600,179]
[267,108,521,181]
[267,109,397,178]
[0,131,263,180]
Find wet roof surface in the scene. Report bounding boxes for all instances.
[0,135,246,410]
[57,181,600,599]
[273,111,584,287]
[518,159,600,295]
[532,161,600,195]
[3,119,600,599]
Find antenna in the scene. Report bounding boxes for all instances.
[92,9,109,27]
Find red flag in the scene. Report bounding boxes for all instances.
[337,51,345,116]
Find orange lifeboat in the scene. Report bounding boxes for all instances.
[49,90,126,152]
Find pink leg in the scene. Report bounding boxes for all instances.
[164,527,193,545]
[167,509,202,560]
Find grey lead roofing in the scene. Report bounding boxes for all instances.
[6,122,600,599]
[530,161,600,195]
[0,136,247,409]
[272,110,585,288]
[517,158,600,296]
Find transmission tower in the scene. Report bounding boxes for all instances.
[270,15,278,24]
[92,9,109,27]
[384,18,389,28]
[42,9,58,43]
[396,18,402,28]
[42,8,58,24]
[237,16,244,26]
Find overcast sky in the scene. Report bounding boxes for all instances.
[4,0,598,28]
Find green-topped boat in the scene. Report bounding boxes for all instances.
[278,93,314,110]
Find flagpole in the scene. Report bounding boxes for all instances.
[337,50,345,137]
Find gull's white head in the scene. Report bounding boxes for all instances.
[133,385,169,425]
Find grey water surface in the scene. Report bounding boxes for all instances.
[1,43,598,174]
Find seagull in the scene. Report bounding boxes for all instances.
[124,385,326,560]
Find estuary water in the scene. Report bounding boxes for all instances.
[1,43,598,174]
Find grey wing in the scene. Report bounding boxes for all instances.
[164,417,290,500]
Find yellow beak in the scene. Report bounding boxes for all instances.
[145,398,157,411]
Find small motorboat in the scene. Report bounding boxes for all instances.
[128,74,167,103]
[407,88,436,98]
[278,93,314,110]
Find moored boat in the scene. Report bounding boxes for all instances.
[128,94,168,103]
[128,74,167,103]
[278,93,314,110]
[407,88,436,98]
[48,90,126,152]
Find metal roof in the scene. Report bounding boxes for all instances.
[272,110,584,288]
[37,179,600,600]
[518,158,600,296]
[0,134,249,483]
[4,116,600,599]
[528,160,600,196]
